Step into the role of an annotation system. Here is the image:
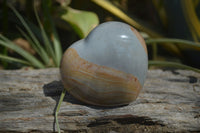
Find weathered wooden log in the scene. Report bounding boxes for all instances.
[0,68,199,133]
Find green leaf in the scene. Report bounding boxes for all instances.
[34,6,57,67]
[59,7,99,38]
[51,31,62,66]
[145,38,200,49]
[0,35,45,68]
[182,0,200,41]
[91,0,160,37]
[9,4,50,66]
[0,54,31,65]
[149,60,200,73]
[42,0,62,67]
[17,27,39,55]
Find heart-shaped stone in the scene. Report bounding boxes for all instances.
[60,21,148,106]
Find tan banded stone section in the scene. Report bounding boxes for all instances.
[60,48,142,106]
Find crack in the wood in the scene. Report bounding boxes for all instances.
[87,115,165,127]
[164,76,198,84]
[188,76,198,83]
[59,110,88,116]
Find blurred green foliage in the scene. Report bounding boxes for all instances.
[0,0,200,72]
[59,6,99,38]
[0,1,63,68]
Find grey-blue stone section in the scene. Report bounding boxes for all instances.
[70,21,148,86]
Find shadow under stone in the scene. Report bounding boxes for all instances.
[43,80,127,131]
[43,80,84,132]
[43,80,83,105]
[43,80,127,110]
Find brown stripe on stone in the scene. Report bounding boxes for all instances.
[130,26,148,54]
[60,48,142,106]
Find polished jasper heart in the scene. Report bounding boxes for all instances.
[60,21,148,106]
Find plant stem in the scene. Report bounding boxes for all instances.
[145,38,200,49]
[91,0,161,37]
[152,43,157,60]
[55,89,66,133]
[149,60,200,73]
[0,54,31,65]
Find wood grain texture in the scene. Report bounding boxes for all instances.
[0,68,199,133]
